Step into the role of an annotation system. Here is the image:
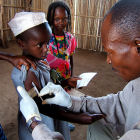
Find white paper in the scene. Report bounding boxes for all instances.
[76,72,97,89]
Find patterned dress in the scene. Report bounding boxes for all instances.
[0,124,7,140]
[46,32,77,79]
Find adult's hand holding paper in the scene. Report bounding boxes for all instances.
[76,72,97,88]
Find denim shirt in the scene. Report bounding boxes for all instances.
[0,124,7,140]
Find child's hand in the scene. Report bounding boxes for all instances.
[9,55,36,70]
[63,77,82,88]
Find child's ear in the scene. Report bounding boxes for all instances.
[16,39,25,49]
[134,38,140,53]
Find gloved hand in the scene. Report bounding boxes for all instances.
[17,86,41,122]
[39,82,72,108]
[32,123,64,140]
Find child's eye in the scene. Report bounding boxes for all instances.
[54,17,68,23]
[37,44,41,48]
[54,18,60,22]
[36,42,49,48]
[36,42,44,48]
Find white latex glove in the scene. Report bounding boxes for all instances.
[32,123,64,140]
[17,86,41,122]
[39,82,72,108]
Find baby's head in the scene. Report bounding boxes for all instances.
[9,12,52,60]
[101,0,140,81]
[47,1,71,33]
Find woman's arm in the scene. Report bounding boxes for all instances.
[0,52,36,70]
[70,56,73,76]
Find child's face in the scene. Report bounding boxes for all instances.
[53,7,68,33]
[101,14,140,81]
[21,23,52,60]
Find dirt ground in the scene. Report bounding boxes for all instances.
[0,41,126,140]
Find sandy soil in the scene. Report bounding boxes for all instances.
[0,41,126,140]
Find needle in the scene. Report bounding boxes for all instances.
[32,82,43,102]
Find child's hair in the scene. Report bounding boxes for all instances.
[47,1,71,31]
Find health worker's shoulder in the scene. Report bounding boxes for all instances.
[129,77,140,89]
[123,77,140,96]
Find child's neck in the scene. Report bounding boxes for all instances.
[22,52,40,62]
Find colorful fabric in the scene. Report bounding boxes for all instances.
[46,32,77,79]
[0,124,7,140]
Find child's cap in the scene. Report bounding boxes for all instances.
[8,12,47,36]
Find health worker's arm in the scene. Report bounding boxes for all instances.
[69,80,134,125]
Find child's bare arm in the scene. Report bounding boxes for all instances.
[38,105,105,124]
[24,70,41,91]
